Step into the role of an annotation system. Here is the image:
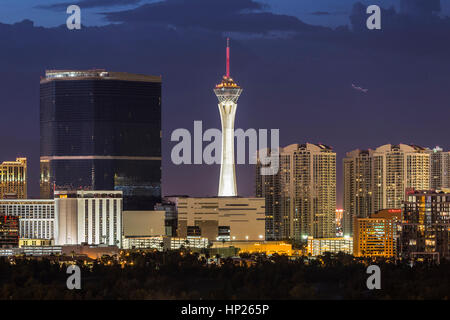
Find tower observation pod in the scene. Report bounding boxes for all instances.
[214,38,242,197]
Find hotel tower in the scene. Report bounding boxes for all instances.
[40,69,161,210]
[214,38,242,197]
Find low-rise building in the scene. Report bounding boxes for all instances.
[122,236,209,251]
[61,244,119,259]
[353,209,401,258]
[307,236,353,256]
[211,240,295,256]
[0,243,119,258]
[169,196,265,241]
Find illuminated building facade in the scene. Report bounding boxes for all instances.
[211,241,295,256]
[0,216,19,248]
[19,239,53,247]
[256,143,336,241]
[335,209,344,237]
[343,149,373,236]
[0,199,55,239]
[400,189,450,261]
[344,144,431,237]
[214,39,242,197]
[122,236,209,251]
[0,157,27,199]
[40,159,51,199]
[255,150,280,240]
[372,144,430,212]
[171,196,265,241]
[54,190,123,247]
[307,236,353,256]
[40,69,161,210]
[353,209,401,257]
[430,146,450,190]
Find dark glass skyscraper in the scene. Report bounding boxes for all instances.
[40,70,161,210]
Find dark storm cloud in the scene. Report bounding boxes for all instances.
[311,11,331,16]
[350,1,450,31]
[103,0,328,33]
[399,0,441,16]
[36,0,142,11]
[0,2,450,201]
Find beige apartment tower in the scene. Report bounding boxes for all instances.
[372,144,430,212]
[257,143,336,241]
[430,146,450,190]
[0,157,27,199]
[343,149,374,236]
[343,144,431,235]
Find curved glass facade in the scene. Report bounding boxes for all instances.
[40,71,161,210]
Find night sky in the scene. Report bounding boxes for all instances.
[0,0,449,207]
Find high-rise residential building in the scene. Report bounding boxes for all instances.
[0,157,27,199]
[430,146,450,190]
[400,189,450,262]
[256,145,293,240]
[353,209,401,258]
[40,69,161,210]
[343,144,431,236]
[214,38,242,197]
[255,152,280,240]
[54,190,123,247]
[372,144,430,212]
[0,199,55,239]
[256,143,336,241]
[343,149,373,236]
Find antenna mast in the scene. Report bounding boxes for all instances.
[226,37,230,78]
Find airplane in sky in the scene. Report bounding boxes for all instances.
[352,83,368,93]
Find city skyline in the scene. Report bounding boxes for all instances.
[0,0,449,303]
[0,1,449,207]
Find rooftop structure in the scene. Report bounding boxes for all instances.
[41,69,161,83]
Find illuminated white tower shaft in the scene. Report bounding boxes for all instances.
[214,38,242,197]
[218,100,237,196]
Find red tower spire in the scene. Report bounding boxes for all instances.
[226,37,230,78]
